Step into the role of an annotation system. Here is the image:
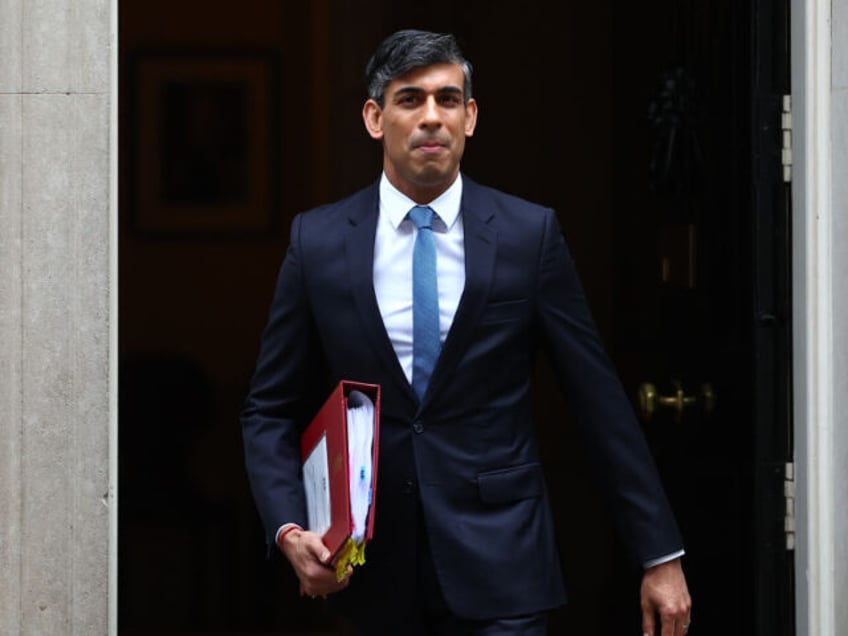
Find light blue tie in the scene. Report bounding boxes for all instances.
[409,205,440,401]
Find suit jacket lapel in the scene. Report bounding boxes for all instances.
[424,182,497,406]
[344,186,418,403]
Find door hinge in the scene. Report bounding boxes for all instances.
[781,95,792,183]
[784,461,796,550]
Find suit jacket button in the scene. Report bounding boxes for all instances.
[403,480,415,494]
[412,420,424,434]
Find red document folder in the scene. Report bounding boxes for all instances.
[300,380,380,576]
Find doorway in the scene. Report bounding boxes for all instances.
[118,1,793,633]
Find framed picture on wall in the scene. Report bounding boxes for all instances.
[128,50,279,237]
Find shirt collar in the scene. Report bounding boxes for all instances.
[379,172,463,231]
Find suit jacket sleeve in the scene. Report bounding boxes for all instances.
[535,208,683,565]
[241,213,329,547]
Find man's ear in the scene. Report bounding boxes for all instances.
[362,99,384,140]
[464,98,478,137]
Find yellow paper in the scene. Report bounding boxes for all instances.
[334,537,367,582]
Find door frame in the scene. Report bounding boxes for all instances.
[790,0,838,635]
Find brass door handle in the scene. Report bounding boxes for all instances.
[638,381,716,422]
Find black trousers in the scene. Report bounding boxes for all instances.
[347,500,548,636]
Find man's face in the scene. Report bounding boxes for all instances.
[363,63,478,202]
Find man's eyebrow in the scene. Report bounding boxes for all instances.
[393,86,424,97]
[392,85,464,98]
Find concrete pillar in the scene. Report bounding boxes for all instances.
[831,0,848,632]
[792,0,848,634]
[0,0,115,633]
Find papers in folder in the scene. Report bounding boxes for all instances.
[300,381,380,581]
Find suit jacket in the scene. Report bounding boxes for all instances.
[241,175,683,622]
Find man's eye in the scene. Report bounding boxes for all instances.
[439,95,462,106]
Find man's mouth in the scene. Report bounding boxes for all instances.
[415,141,445,154]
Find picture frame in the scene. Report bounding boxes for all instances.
[128,50,280,237]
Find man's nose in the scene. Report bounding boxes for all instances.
[420,96,441,127]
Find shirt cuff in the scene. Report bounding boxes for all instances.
[643,549,685,570]
[274,523,303,550]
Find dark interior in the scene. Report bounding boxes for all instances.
[119,1,791,634]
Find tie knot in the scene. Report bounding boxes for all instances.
[409,205,434,230]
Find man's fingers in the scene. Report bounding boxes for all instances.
[281,530,357,598]
[300,563,352,597]
[642,602,691,636]
[297,549,355,597]
[641,593,656,636]
[643,608,692,636]
[299,531,331,563]
[661,613,674,636]
[640,559,691,636]
[668,600,691,635]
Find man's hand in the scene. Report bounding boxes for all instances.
[280,528,353,598]
[640,558,691,636]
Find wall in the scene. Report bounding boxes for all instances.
[0,0,114,634]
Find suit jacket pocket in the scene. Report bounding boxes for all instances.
[477,462,544,503]
[480,299,529,324]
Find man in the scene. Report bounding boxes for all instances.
[242,29,691,635]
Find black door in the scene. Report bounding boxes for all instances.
[602,0,794,634]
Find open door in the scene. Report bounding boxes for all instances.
[117,1,795,632]
[608,0,794,633]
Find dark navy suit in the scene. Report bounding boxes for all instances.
[241,176,682,624]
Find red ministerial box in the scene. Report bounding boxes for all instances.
[299,380,381,560]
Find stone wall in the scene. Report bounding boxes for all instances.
[0,0,114,633]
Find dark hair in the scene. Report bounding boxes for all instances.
[365,29,473,107]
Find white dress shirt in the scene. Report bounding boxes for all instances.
[373,172,466,384]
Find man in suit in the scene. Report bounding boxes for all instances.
[242,29,691,635]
